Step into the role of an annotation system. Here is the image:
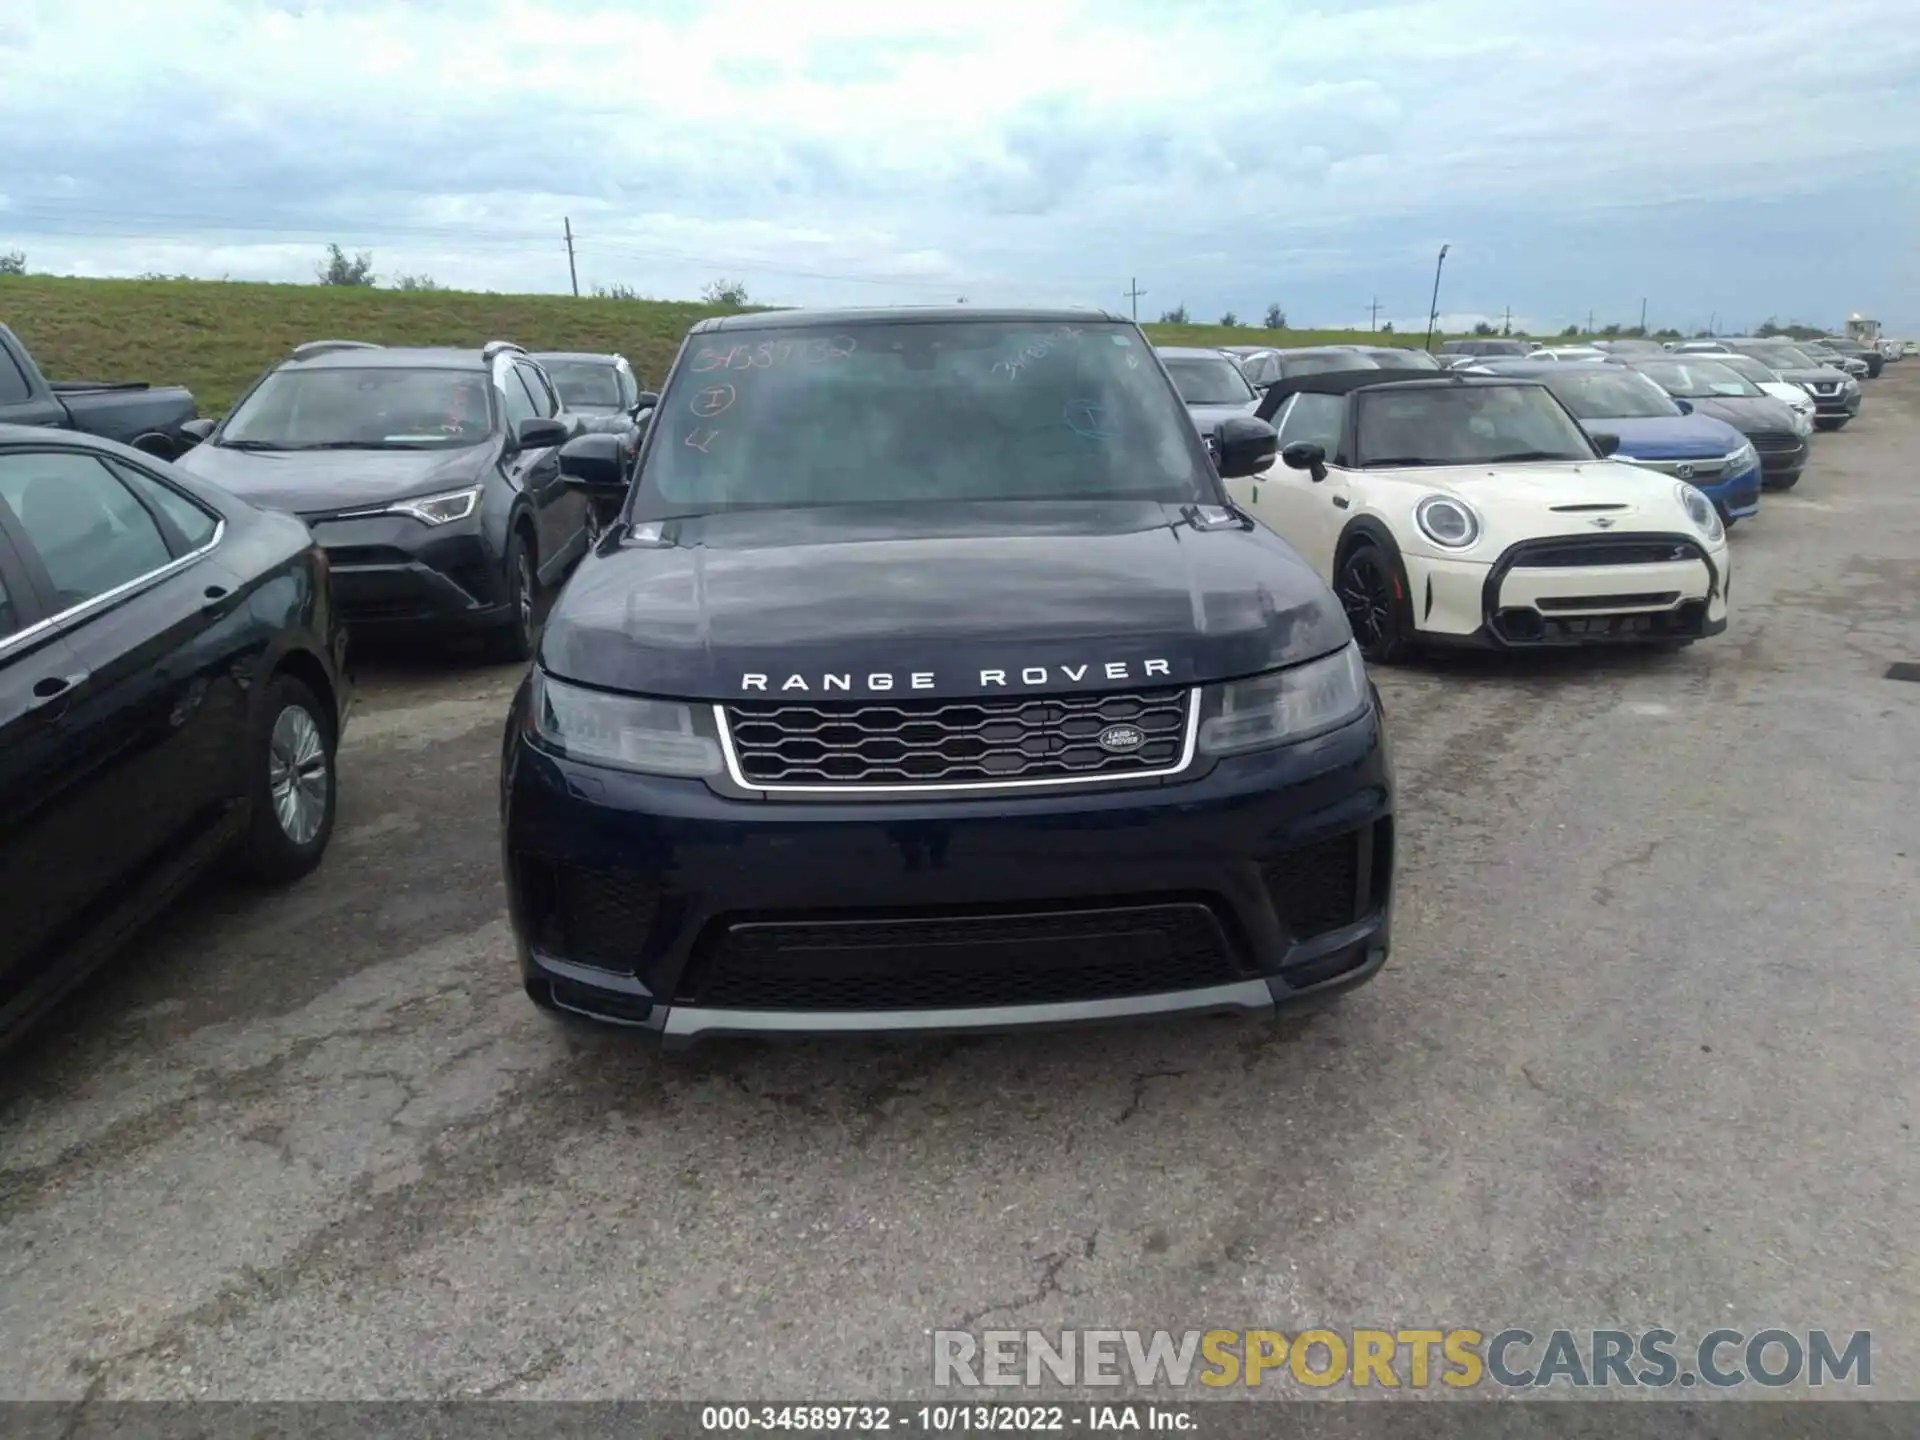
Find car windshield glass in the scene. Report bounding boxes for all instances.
[1751,344,1816,368]
[1712,354,1778,385]
[1364,349,1441,370]
[1161,356,1255,405]
[637,320,1213,516]
[1634,359,1763,398]
[1353,383,1594,466]
[220,367,492,449]
[541,361,623,408]
[1288,352,1380,376]
[1540,369,1679,419]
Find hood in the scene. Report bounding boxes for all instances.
[540,500,1351,701]
[1183,399,1261,432]
[1378,460,1711,544]
[172,440,493,515]
[1586,414,1745,459]
[1681,394,1801,434]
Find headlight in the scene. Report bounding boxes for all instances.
[1723,441,1757,472]
[1791,411,1813,437]
[1675,481,1724,544]
[1413,493,1481,549]
[385,485,482,525]
[528,671,722,777]
[1198,643,1370,756]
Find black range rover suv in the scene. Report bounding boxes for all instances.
[501,308,1396,1043]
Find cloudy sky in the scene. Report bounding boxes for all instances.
[3,0,1918,332]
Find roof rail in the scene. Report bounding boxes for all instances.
[481,340,528,362]
[291,339,382,359]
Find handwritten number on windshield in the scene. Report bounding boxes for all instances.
[689,337,858,373]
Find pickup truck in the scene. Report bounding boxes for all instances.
[0,322,199,455]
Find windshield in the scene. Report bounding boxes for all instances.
[636,320,1214,516]
[1363,348,1441,370]
[541,360,623,408]
[1539,369,1679,420]
[1161,355,1255,406]
[220,366,493,450]
[1745,343,1817,369]
[1633,359,1763,398]
[1353,383,1595,466]
[1287,352,1380,376]
[1712,354,1779,385]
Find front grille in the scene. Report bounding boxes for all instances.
[1630,457,1726,479]
[682,902,1241,1010]
[323,544,414,567]
[1494,601,1708,645]
[723,688,1193,788]
[1509,537,1705,569]
[1536,591,1680,611]
[1811,382,1840,396]
[521,861,662,972]
[1750,431,1800,453]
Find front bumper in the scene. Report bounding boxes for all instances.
[303,511,511,633]
[1404,531,1730,648]
[1808,389,1862,419]
[1755,438,1808,486]
[502,699,1396,1043]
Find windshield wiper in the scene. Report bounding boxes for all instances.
[282,440,439,451]
[217,439,293,451]
[1360,456,1443,467]
[1479,450,1586,463]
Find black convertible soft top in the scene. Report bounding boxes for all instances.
[1253,367,1544,423]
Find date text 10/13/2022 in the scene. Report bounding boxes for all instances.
[700,1404,1191,1432]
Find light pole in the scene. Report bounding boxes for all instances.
[1423,244,1450,352]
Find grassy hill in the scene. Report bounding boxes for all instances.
[2,274,1491,414]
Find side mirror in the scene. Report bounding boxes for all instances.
[1672,398,1694,415]
[1214,416,1279,479]
[1280,440,1328,481]
[515,416,570,451]
[631,391,660,416]
[175,417,217,448]
[131,431,183,460]
[558,432,632,497]
[1590,431,1622,457]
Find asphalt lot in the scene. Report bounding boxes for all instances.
[2,370,1916,1402]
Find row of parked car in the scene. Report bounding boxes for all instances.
[1166,331,1877,531]
[0,331,665,1048]
[0,303,1874,1050]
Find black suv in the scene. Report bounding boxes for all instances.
[502,307,1397,1045]
[173,340,589,660]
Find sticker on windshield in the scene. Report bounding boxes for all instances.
[1063,399,1119,440]
[1111,335,1132,346]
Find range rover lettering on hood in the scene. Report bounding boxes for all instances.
[742,659,1174,694]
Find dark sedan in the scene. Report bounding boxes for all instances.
[0,425,349,1052]
[1621,356,1809,489]
[173,340,590,662]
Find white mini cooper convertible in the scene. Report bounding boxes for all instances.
[1226,369,1731,662]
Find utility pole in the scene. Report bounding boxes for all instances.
[563,217,579,297]
[1422,244,1449,352]
[1586,309,1595,336]
[1708,311,1718,336]
[1639,297,1648,333]
[1502,305,1513,336]
[1368,297,1381,332]
[1125,277,1147,322]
